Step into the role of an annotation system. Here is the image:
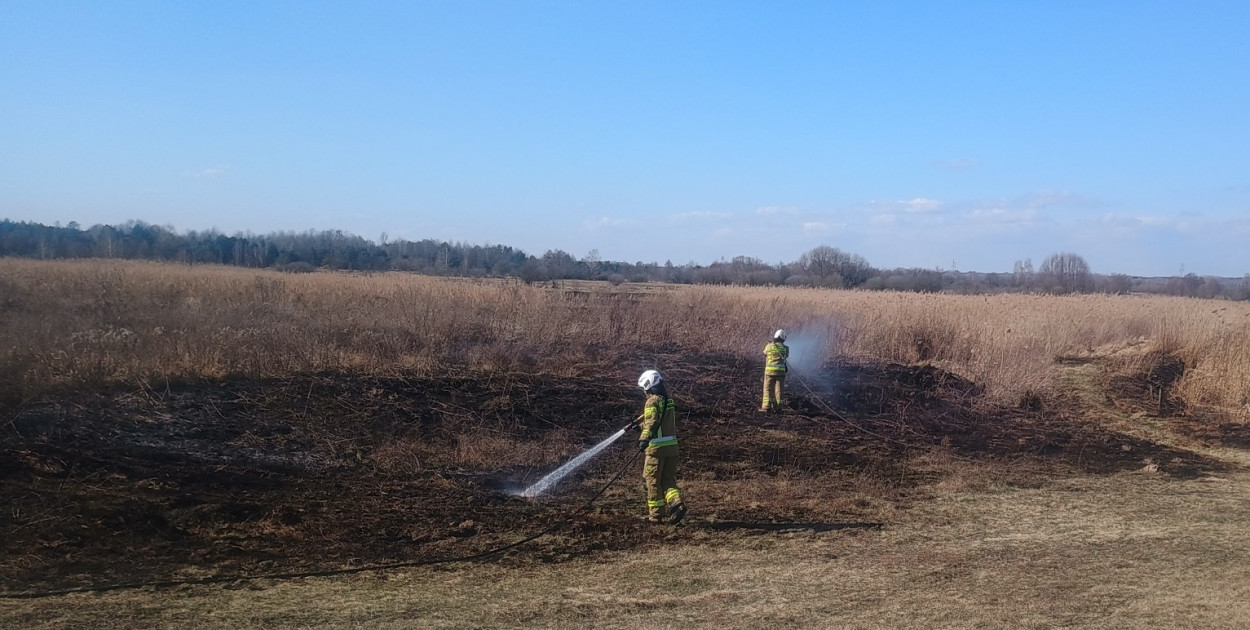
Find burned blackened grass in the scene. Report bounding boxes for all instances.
[0,351,1226,594]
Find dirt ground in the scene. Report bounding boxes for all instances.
[0,348,1235,597]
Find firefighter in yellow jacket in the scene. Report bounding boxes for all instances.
[761,329,789,412]
[632,370,687,525]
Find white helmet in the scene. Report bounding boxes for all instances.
[638,369,662,391]
[774,329,787,341]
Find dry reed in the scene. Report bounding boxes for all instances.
[2,259,1247,416]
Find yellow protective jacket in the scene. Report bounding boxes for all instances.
[764,341,789,374]
[639,393,678,457]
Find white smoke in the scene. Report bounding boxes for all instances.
[783,318,839,377]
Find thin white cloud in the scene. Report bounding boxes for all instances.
[802,221,835,235]
[965,207,1039,224]
[671,210,732,223]
[1094,211,1250,235]
[937,189,1096,229]
[582,216,632,230]
[1098,213,1145,228]
[755,206,799,216]
[937,158,978,170]
[1099,213,1168,227]
[1222,215,1250,234]
[183,166,226,178]
[1023,189,1087,208]
[1078,213,1160,241]
[900,198,943,213]
[871,213,898,226]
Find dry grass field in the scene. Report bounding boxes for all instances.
[2,259,1247,411]
[3,258,1250,628]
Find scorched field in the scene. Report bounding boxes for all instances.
[2,259,1249,629]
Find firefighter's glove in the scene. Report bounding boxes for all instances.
[637,440,649,452]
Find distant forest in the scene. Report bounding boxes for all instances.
[2,219,1247,299]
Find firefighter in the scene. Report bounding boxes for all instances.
[761,329,789,412]
[632,370,687,525]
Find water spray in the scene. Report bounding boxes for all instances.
[519,425,631,498]
[785,318,837,377]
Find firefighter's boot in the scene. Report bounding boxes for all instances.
[665,487,687,525]
[668,501,687,525]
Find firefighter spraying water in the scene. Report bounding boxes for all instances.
[632,369,687,525]
[767,322,836,399]
[519,370,688,526]
[760,329,790,412]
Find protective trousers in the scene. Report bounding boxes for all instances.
[643,452,682,520]
[761,373,785,411]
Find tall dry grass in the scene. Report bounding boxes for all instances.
[0,259,669,394]
[2,259,1248,415]
[648,284,1250,415]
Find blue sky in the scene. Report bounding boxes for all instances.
[2,1,1248,276]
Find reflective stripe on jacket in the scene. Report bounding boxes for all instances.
[764,341,789,374]
[639,394,678,456]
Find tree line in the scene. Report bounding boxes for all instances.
[2,219,1246,299]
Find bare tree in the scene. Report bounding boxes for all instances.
[797,246,872,288]
[1038,252,1092,293]
[1012,258,1034,289]
[1101,273,1133,294]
